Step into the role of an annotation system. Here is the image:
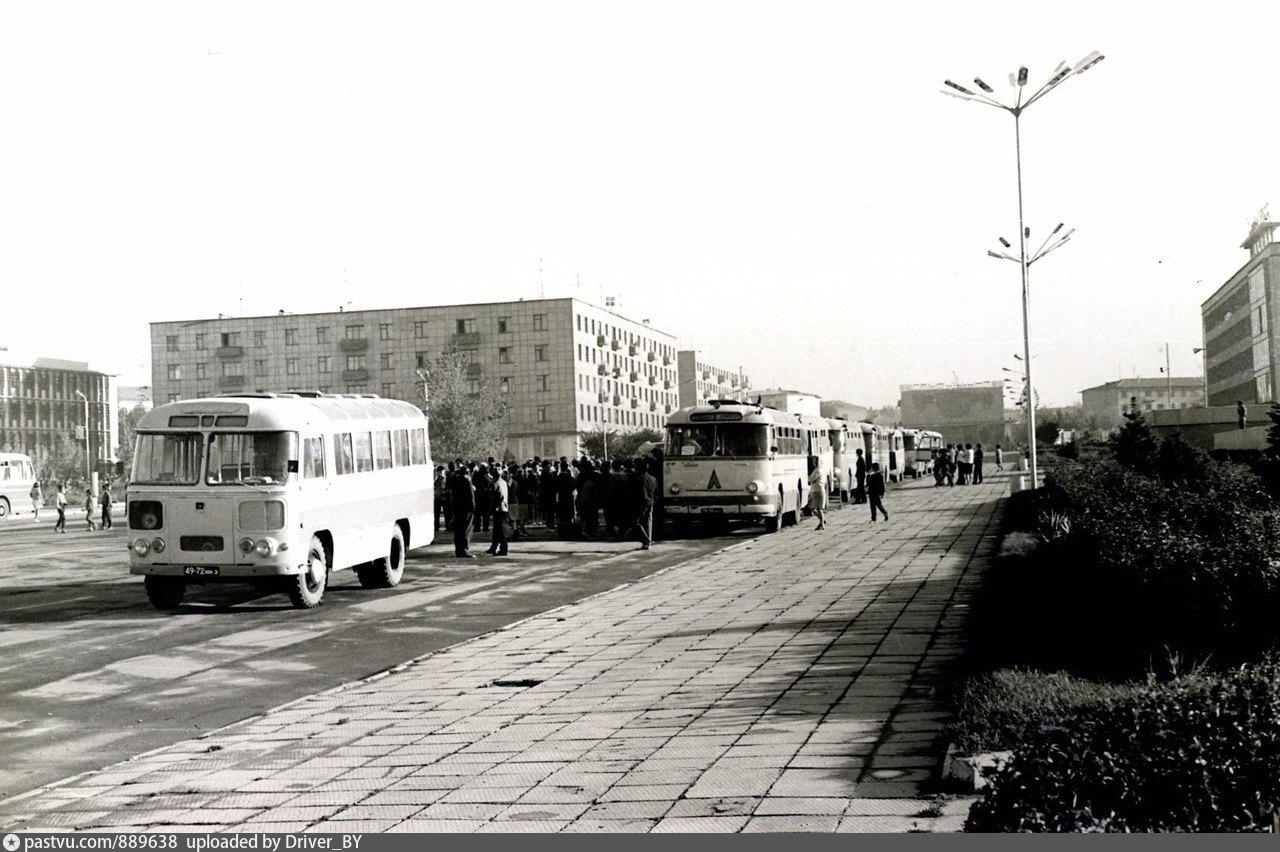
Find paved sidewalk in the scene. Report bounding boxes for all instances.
[0,474,1008,833]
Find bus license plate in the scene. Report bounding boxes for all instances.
[701,507,723,513]
[184,566,220,576]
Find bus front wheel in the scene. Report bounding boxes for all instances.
[288,535,328,609]
[0,497,9,518]
[144,576,185,610]
[357,526,406,589]
[763,500,781,533]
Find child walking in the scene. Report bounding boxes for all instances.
[84,488,97,531]
[867,462,890,522]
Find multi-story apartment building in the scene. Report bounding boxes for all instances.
[1202,209,1280,406]
[1080,377,1204,430]
[899,381,1006,446]
[675,352,750,408]
[0,357,119,468]
[149,298,682,460]
[747,388,823,417]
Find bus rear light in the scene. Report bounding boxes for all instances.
[131,539,151,556]
[151,538,166,554]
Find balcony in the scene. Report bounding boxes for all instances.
[342,368,371,384]
[630,398,639,409]
[702,371,711,380]
[628,344,638,356]
[339,338,369,353]
[612,396,621,406]
[597,391,608,403]
[648,375,656,386]
[610,339,621,351]
[664,403,673,414]
[647,351,656,362]
[453,331,482,347]
[663,355,672,366]
[596,334,606,347]
[465,363,482,378]
[649,401,657,412]
[663,379,672,389]
[597,364,608,375]
[218,375,246,390]
[612,367,621,379]
[215,346,244,359]
[629,371,639,382]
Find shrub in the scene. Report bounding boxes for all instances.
[966,659,1280,832]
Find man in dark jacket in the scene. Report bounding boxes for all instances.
[854,448,867,504]
[629,458,658,549]
[473,464,492,532]
[867,462,889,522]
[450,468,477,557]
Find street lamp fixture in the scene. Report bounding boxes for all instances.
[944,51,1104,491]
[73,390,90,486]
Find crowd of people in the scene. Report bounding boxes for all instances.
[433,454,662,559]
[28,480,116,532]
[931,442,1003,487]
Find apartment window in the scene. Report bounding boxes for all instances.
[379,323,393,340]
[538,374,549,392]
[195,333,207,350]
[221,360,242,377]
[382,383,393,398]
[285,329,298,346]
[533,313,545,331]
[317,356,330,373]
[168,393,179,403]
[414,321,427,338]
[416,351,429,369]
[466,379,480,394]
[498,347,512,365]
[316,327,329,343]
[500,377,511,393]
[345,324,364,340]
[534,345,547,362]
[165,335,179,352]
[166,365,181,380]
[254,359,266,376]
[380,352,392,370]
[456,318,476,334]
[221,332,240,347]
[346,355,366,371]
[196,363,207,380]
[286,358,299,375]
[497,317,510,334]
[537,406,548,423]
[254,330,266,348]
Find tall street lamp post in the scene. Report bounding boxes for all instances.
[73,389,90,486]
[943,51,1104,488]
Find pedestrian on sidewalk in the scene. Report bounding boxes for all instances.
[854,448,867,504]
[973,443,985,484]
[432,466,448,531]
[995,444,1004,471]
[808,457,827,530]
[84,487,97,531]
[30,480,43,521]
[629,457,658,549]
[53,483,67,532]
[100,483,113,530]
[485,467,509,556]
[450,466,476,557]
[867,462,889,522]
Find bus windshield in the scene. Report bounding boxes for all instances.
[666,424,769,458]
[133,434,204,485]
[207,432,297,485]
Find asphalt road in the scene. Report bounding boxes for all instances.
[0,512,764,800]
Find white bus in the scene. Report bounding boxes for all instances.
[663,400,819,534]
[0,453,38,519]
[127,393,434,610]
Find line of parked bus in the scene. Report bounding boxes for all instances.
[661,399,943,534]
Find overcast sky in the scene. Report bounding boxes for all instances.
[4,1,1279,408]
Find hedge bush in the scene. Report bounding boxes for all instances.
[966,659,1280,832]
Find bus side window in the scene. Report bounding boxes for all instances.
[409,428,426,466]
[373,431,393,470]
[392,430,409,467]
[334,433,354,476]
[303,437,326,479]
[354,432,374,473]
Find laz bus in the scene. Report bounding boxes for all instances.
[127,394,434,610]
[663,401,828,534]
[0,453,38,518]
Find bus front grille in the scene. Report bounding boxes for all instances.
[180,536,225,552]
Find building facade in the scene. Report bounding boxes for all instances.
[1201,211,1280,406]
[899,381,1005,447]
[819,400,871,423]
[746,388,823,417]
[1080,377,1204,430]
[675,352,750,408]
[0,358,119,470]
[149,298,682,460]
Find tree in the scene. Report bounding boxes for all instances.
[37,431,86,489]
[422,344,509,462]
[1265,403,1280,459]
[117,404,147,477]
[579,427,663,461]
[1110,403,1158,471]
[1035,418,1061,447]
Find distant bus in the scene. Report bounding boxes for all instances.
[0,453,37,519]
[127,394,434,610]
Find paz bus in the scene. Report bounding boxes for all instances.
[662,400,829,534]
[0,453,38,519]
[127,393,434,610]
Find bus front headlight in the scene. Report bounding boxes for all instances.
[746,481,761,494]
[151,538,166,554]
[254,539,273,556]
[239,538,255,555]
[669,483,681,495]
[131,538,151,556]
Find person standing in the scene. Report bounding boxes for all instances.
[867,462,889,522]
[83,487,97,531]
[854,448,867,505]
[973,443,985,484]
[30,480,43,522]
[808,457,827,531]
[485,468,509,556]
[450,467,476,558]
[99,483,113,530]
[473,464,492,533]
[629,457,658,550]
[432,466,448,531]
[995,444,1004,471]
[556,458,576,534]
[53,483,67,533]
[1238,400,1248,430]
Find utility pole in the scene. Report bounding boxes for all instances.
[1166,342,1172,410]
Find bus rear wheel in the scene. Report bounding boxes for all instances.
[144,576,185,610]
[288,535,328,609]
[356,526,406,589]
[0,497,9,518]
